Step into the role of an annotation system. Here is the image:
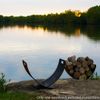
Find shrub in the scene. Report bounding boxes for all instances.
[0,73,7,92]
[90,72,100,80]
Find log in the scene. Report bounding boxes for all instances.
[65,56,96,80]
[79,67,85,74]
[68,55,76,62]
[91,64,96,69]
[69,70,74,75]
[87,59,93,65]
[85,56,90,61]
[85,67,90,72]
[65,60,72,66]
[77,57,85,63]
[86,71,92,77]
[67,65,73,70]
[74,72,80,79]
[75,67,80,72]
[76,62,82,68]
[82,61,88,67]
[79,74,87,80]
[72,61,77,66]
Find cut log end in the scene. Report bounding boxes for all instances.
[65,56,96,80]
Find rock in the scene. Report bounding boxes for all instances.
[7,79,100,97]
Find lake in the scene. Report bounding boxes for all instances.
[0,25,100,81]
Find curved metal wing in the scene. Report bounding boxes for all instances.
[22,59,65,88]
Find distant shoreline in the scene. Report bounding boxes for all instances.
[0,6,100,25]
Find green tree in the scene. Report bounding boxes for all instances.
[86,6,100,25]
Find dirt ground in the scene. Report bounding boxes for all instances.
[7,79,100,99]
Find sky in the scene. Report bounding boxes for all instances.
[0,0,100,16]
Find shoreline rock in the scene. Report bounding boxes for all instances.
[7,79,100,96]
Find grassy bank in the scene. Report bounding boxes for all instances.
[1,72,100,100]
[0,92,39,100]
[0,73,40,100]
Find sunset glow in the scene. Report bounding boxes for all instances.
[0,0,100,16]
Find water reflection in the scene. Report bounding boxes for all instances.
[0,25,100,41]
[0,25,100,81]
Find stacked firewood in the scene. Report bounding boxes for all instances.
[65,56,96,80]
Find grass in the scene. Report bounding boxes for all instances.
[90,72,100,80]
[0,73,8,93]
[0,73,41,100]
[0,71,100,100]
[0,92,39,100]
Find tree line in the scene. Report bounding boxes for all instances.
[0,6,100,25]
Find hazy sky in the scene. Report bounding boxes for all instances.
[0,0,100,16]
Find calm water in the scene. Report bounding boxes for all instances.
[0,25,100,81]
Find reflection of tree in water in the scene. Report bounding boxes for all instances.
[0,24,100,41]
[42,25,78,36]
[43,25,100,41]
[81,25,100,41]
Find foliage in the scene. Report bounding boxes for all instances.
[90,72,100,80]
[0,92,39,100]
[0,73,39,99]
[86,6,100,25]
[0,73,7,92]
[0,5,100,25]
